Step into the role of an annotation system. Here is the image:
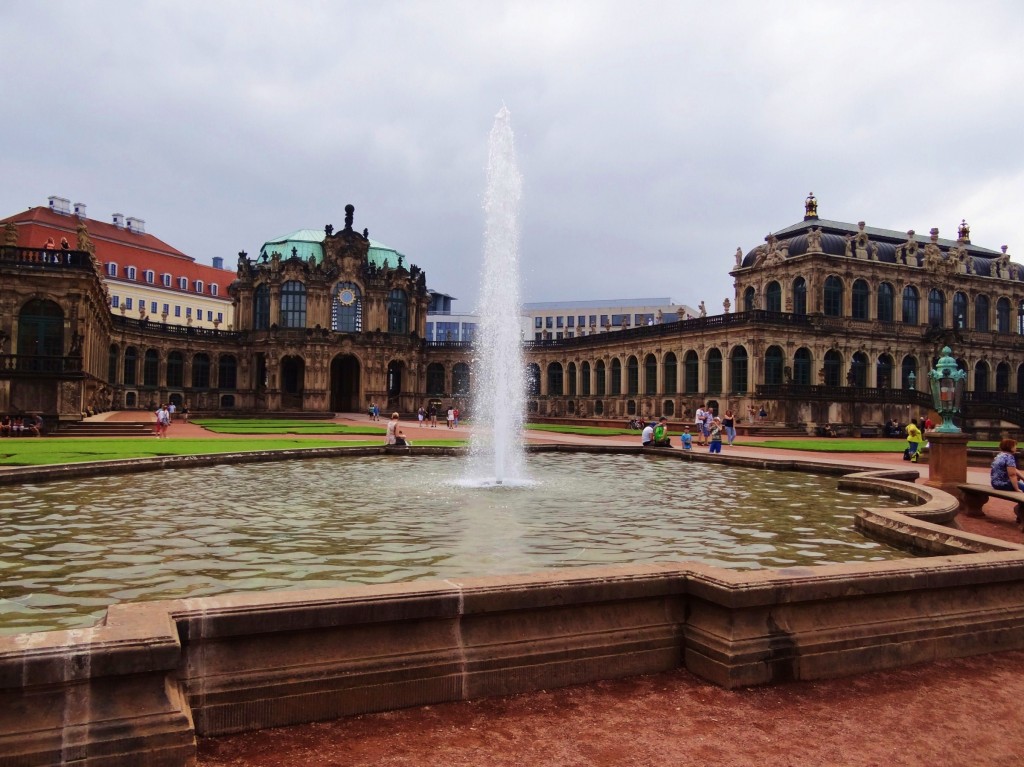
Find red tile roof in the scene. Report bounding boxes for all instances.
[2,206,234,301]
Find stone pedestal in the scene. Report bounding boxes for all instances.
[924,431,969,497]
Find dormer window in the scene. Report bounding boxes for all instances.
[162,273,171,287]
[194,280,204,294]
[178,277,188,290]
[210,283,218,296]
[144,269,155,284]
[106,263,118,277]
[126,266,137,280]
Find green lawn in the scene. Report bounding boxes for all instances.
[0,437,464,466]
[193,419,386,435]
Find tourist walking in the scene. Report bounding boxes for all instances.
[708,417,723,454]
[722,409,736,446]
[154,404,170,438]
[453,408,460,428]
[418,407,426,427]
[429,404,438,427]
[694,405,707,446]
[905,417,924,463]
[446,407,455,429]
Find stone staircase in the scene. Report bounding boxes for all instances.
[56,421,155,438]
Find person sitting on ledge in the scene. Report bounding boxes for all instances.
[822,423,836,438]
[641,420,654,447]
[386,412,409,447]
[991,438,1024,494]
[0,415,9,437]
[653,417,672,447]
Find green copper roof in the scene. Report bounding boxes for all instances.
[258,229,407,269]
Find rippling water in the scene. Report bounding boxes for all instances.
[0,453,910,634]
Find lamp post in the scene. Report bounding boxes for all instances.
[927,346,967,433]
[922,345,969,501]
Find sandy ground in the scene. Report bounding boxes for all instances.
[85,412,1024,764]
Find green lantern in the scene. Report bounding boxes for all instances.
[927,346,967,433]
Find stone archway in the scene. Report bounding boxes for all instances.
[330,354,360,413]
[280,355,305,410]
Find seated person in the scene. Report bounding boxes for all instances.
[991,438,1024,493]
[11,417,24,436]
[25,414,43,437]
[641,421,654,447]
[822,423,836,438]
[653,417,672,447]
[681,426,692,451]
[0,415,9,437]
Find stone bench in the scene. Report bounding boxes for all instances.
[956,483,1024,523]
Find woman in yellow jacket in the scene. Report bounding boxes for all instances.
[905,417,925,463]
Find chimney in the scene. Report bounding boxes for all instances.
[112,213,124,228]
[126,216,146,234]
[48,196,71,215]
[73,202,87,218]
[212,256,224,269]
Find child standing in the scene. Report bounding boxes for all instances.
[681,426,692,451]
[708,417,723,454]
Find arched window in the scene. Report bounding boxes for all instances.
[850,351,868,388]
[192,353,211,388]
[793,277,807,315]
[743,286,756,312]
[567,362,577,396]
[823,350,842,387]
[852,279,870,320]
[765,345,784,386]
[166,351,184,388]
[823,276,843,317]
[730,346,748,393]
[610,358,622,395]
[974,360,989,393]
[997,297,1012,333]
[953,291,968,329]
[453,363,470,395]
[219,355,238,390]
[794,348,812,385]
[17,299,63,357]
[581,361,591,396]
[663,352,677,394]
[595,360,606,396]
[526,363,541,396]
[877,282,895,323]
[683,351,699,393]
[108,344,119,383]
[387,289,409,334]
[707,348,723,394]
[902,286,920,325]
[626,356,639,395]
[332,282,363,332]
[426,363,445,395]
[975,294,990,331]
[996,362,1010,394]
[928,289,945,327]
[644,354,657,394]
[766,281,782,312]
[877,354,894,389]
[547,362,564,396]
[143,349,159,387]
[280,281,307,328]
[253,284,270,330]
[123,346,138,386]
[1018,364,1024,400]
[902,356,918,390]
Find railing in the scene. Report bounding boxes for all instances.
[0,354,83,374]
[755,384,933,407]
[111,314,242,340]
[0,246,94,270]
[962,392,1024,426]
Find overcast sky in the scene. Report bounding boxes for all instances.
[5,1,1024,313]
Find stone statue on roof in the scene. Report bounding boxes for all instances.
[806,226,822,253]
[699,301,707,317]
[735,247,743,267]
[75,221,94,254]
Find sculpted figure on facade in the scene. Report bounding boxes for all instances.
[722,298,730,314]
[698,301,707,317]
[735,247,743,267]
[994,247,1011,279]
[843,233,854,258]
[805,226,822,253]
[854,222,869,260]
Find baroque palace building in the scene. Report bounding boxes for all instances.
[1,194,1023,434]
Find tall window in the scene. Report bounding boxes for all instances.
[219,355,238,390]
[852,279,869,320]
[332,282,363,332]
[547,363,564,396]
[610,359,622,395]
[143,349,159,387]
[626,356,639,395]
[707,349,723,394]
[824,350,842,387]
[902,286,920,325]
[730,346,748,394]
[387,289,408,334]
[974,361,989,393]
[877,282,894,322]
[663,352,677,394]
[280,281,307,328]
[526,364,540,396]
[997,297,1012,334]
[794,348,812,385]
[167,352,184,388]
[743,286,756,312]
[928,289,945,327]
[18,299,64,357]
[108,344,119,383]
[975,294,990,331]
[123,346,138,386]
[253,284,270,330]
[902,356,918,389]
[644,354,657,394]
[683,351,699,393]
[877,354,894,388]
[850,351,868,387]
[823,276,843,317]
[192,353,211,388]
[793,277,807,315]
[426,364,445,395]
[595,361,606,396]
[766,281,781,312]
[567,362,577,396]
[953,291,968,329]
[765,346,784,385]
[581,361,591,396]
[997,362,1010,393]
[453,363,470,395]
